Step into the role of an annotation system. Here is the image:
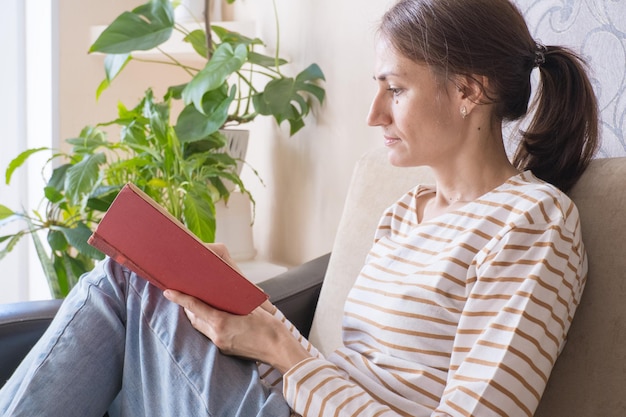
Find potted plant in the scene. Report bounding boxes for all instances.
[0,0,325,298]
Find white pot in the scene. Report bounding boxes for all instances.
[220,129,249,176]
[214,191,256,261]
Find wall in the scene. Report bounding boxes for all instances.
[57,0,626,278]
[58,0,393,271]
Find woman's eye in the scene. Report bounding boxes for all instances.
[386,87,402,96]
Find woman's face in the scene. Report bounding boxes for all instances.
[367,37,464,168]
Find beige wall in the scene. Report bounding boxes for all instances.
[59,0,394,268]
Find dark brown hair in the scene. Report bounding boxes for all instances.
[379,0,599,192]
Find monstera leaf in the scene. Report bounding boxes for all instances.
[89,0,174,54]
[253,64,326,135]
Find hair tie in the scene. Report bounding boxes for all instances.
[534,41,547,67]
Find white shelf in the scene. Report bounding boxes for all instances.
[90,21,256,61]
[238,260,288,284]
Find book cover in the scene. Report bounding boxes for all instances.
[88,183,268,315]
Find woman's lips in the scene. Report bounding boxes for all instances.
[384,136,401,146]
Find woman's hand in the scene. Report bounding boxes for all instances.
[164,290,310,373]
[164,243,310,372]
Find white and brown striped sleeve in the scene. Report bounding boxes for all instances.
[434,211,586,416]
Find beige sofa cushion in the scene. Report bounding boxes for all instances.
[535,156,626,416]
[309,147,626,415]
[309,147,434,355]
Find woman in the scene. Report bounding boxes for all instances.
[1,0,598,416]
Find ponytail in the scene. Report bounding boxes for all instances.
[513,46,599,193]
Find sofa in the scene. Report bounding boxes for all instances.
[2,147,625,415]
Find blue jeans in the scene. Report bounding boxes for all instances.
[0,258,291,417]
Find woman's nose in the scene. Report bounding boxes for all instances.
[366,94,390,127]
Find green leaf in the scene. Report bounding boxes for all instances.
[55,222,105,260]
[182,132,228,158]
[66,128,108,154]
[147,99,171,145]
[86,185,121,212]
[64,152,107,205]
[183,187,216,243]
[0,205,15,220]
[287,115,306,136]
[295,63,326,103]
[5,147,49,185]
[25,218,60,297]
[247,51,287,68]
[184,29,208,59]
[211,26,263,47]
[52,254,71,296]
[96,78,110,100]
[182,43,247,113]
[44,186,64,204]
[296,63,326,83]
[47,164,71,192]
[48,229,69,252]
[0,232,25,261]
[96,53,132,99]
[147,178,169,189]
[165,83,187,100]
[176,85,236,142]
[104,53,132,81]
[65,254,92,287]
[252,64,326,135]
[253,77,297,121]
[89,0,174,54]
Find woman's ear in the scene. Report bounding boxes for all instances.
[455,74,489,103]
[453,74,489,117]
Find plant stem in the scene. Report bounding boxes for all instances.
[205,0,212,60]
[272,0,281,75]
[130,57,201,73]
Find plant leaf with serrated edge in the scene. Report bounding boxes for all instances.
[0,232,24,261]
[64,153,107,205]
[5,147,49,185]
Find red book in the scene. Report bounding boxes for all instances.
[87,183,268,315]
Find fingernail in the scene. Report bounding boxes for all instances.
[163,290,172,299]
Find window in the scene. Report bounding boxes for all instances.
[0,0,58,303]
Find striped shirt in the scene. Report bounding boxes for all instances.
[263,171,587,416]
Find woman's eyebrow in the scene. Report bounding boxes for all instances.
[373,72,399,81]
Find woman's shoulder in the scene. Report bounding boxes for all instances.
[373,184,431,239]
[484,171,580,232]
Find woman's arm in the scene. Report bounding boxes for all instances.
[433,220,585,416]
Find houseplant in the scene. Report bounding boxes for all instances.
[0,0,325,298]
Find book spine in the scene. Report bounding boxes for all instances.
[87,233,167,291]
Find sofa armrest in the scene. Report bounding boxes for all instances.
[258,253,330,338]
[0,298,63,385]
